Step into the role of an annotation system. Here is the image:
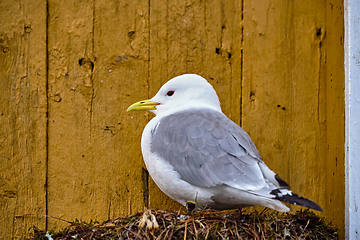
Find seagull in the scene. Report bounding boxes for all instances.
[127,74,322,212]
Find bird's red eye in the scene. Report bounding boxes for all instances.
[167,90,174,96]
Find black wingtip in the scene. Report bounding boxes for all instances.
[270,189,323,212]
[275,174,291,189]
[296,198,323,212]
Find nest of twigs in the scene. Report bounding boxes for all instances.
[30,209,338,239]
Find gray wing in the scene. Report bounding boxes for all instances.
[150,109,289,191]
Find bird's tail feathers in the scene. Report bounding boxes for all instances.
[270,189,323,211]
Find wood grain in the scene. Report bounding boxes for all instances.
[0,0,47,238]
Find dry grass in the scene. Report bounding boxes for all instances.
[29,209,338,239]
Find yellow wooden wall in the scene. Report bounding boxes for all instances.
[0,0,344,238]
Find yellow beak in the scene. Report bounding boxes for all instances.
[127,99,159,111]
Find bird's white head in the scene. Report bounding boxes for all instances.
[151,74,221,115]
[127,74,221,116]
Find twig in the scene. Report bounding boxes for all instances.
[303,219,310,232]
[193,219,198,240]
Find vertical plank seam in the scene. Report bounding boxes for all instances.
[317,22,325,206]
[240,0,244,127]
[289,2,294,184]
[203,0,206,73]
[90,0,96,138]
[166,0,169,80]
[108,199,111,220]
[144,0,151,209]
[142,168,149,208]
[148,0,151,98]
[45,0,50,231]
[316,20,326,211]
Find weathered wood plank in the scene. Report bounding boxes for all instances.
[242,0,344,235]
[325,0,345,235]
[0,0,47,238]
[92,0,150,218]
[46,0,97,229]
